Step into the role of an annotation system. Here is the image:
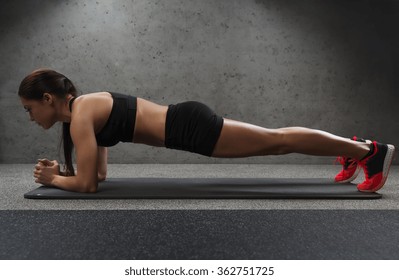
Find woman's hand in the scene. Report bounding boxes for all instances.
[34,159,60,186]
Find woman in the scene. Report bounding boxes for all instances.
[19,69,395,193]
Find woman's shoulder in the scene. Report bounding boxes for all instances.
[72,92,113,116]
[79,91,112,98]
[79,91,136,100]
[70,92,115,131]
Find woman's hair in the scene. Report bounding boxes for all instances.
[18,68,78,176]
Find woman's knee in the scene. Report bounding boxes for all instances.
[274,127,316,155]
[270,128,295,155]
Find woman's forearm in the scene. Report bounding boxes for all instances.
[97,147,108,180]
[52,175,98,193]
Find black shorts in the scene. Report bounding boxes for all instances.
[165,101,224,157]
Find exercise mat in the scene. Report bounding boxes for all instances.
[24,178,382,199]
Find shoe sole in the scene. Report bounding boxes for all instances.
[362,144,395,192]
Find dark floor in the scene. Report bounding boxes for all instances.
[1,210,399,260]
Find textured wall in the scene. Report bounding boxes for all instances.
[1,0,398,164]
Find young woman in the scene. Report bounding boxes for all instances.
[19,69,395,193]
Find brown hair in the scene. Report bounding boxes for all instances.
[18,69,78,176]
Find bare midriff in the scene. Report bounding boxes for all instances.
[133,98,168,147]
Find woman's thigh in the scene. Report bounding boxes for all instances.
[212,119,284,158]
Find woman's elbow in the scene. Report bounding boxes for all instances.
[98,172,107,182]
[81,182,98,193]
[84,186,97,193]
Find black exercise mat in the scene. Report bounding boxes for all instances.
[24,178,382,199]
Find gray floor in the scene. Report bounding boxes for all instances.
[3,210,399,259]
[1,164,398,210]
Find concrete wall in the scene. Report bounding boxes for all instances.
[1,0,398,164]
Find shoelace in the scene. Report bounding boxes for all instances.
[335,156,358,170]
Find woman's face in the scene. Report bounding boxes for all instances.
[20,94,57,129]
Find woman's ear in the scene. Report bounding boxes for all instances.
[42,93,53,104]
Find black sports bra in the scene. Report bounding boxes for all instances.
[69,92,137,147]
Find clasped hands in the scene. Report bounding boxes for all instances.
[34,159,60,186]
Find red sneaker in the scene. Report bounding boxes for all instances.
[334,137,366,183]
[335,157,361,183]
[358,141,395,192]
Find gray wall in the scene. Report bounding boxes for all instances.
[1,0,398,164]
